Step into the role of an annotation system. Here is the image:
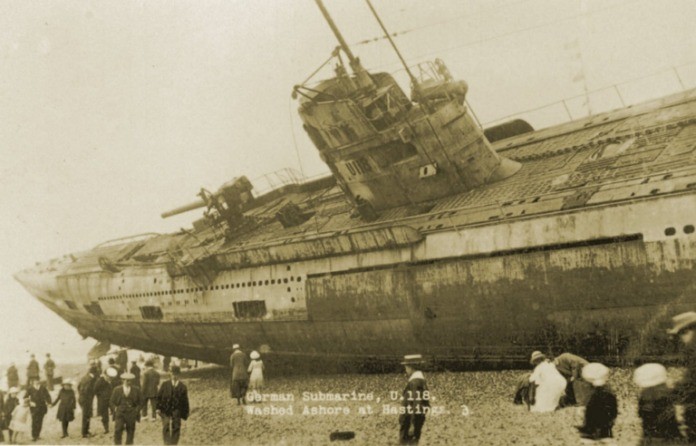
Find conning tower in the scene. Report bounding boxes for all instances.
[295,0,521,220]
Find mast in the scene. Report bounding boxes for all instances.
[314,0,374,90]
[363,0,425,103]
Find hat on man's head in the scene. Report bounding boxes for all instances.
[8,387,18,394]
[582,362,610,387]
[106,367,118,378]
[62,379,74,387]
[250,351,260,360]
[144,359,153,367]
[401,354,424,366]
[530,351,546,365]
[633,363,668,388]
[232,344,240,350]
[171,366,181,375]
[667,311,696,335]
[120,372,135,380]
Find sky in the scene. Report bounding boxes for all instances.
[0,0,695,369]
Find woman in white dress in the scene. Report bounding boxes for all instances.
[529,351,567,413]
[247,351,265,402]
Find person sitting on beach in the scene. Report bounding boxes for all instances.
[528,351,567,413]
[634,363,682,443]
[52,379,76,438]
[247,350,265,400]
[577,363,618,443]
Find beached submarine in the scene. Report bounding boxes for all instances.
[15,0,696,370]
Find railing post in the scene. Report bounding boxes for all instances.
[614,85,626,107]
[562,100,572,121]
[673,66,686,90]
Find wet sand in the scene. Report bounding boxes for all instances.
[21,365,657,445]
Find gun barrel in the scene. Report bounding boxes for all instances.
[161,199,206,219]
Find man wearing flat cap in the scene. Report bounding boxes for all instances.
[110,372,143,445]
[669,311,696,441]
[157,365,190,445]
[399,354,430,445]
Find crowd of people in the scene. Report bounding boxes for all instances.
[5,311,696,445]
[511,311,696,444]
[0,352,190,445]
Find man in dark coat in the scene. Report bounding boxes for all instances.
[26,354,40,387]
[141,360,160,420]
[2,387,19,440]
[157,366,190,445]
[94,367,118,434]
[6,363,19,390]
[229,344,248,405]
[77,366,97,438]
[43,353,56,391]
[110,372,143,445]
[669,311,696,442]
[129,361,141,387]
[116,349,129,375]
[399,354,430,445]
[26,377,52,441]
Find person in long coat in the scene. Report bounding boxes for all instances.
[94,367,118,434]
[554,352,592,406]
[26,377,52,441]
[26,354,40,387]
[157,366,190,445]
[669,311,696,442]
[141,360,160,420]
[577,363,618,442]
[110,372,143,445]
[528,351,567,413]
[77,366,97,438]
[52,380,76,438]
[43,353,56,391]
[130,361,141,387]
[1,387,19,441]
[399,354,430,445]
[229,344,249,405]
[5,364,19,390]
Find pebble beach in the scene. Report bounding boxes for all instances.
[14,365,669,445]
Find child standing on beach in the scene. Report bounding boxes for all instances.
[577,363,618,444]
[9,396,31,444]
[53,379,77,438]
[633,363,682,443]
[247,351,265,401]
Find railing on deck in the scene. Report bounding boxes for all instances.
[481,60,696,129]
